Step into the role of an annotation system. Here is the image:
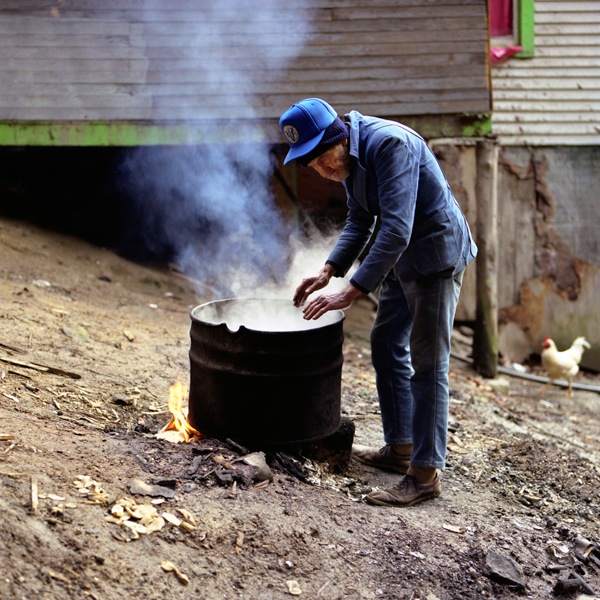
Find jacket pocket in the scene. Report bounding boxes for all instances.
[398,208,462,279]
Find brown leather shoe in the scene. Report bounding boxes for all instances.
[351,444,409,474]
[365,473,441,507]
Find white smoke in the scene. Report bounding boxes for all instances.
[116,1,345,301]
[192,297,344,333]
[253,225,356,301]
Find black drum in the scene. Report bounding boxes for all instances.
[187,298,345,448]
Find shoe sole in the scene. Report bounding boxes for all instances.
[365,490,441,507]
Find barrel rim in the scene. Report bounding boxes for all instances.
[189,297,345,333]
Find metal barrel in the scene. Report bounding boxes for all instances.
[187,298,344,448]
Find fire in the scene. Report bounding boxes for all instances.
[156,381,201,443]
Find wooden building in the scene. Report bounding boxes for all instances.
[492,0,600,145]
[0,0,491,145]
[487,0,600,369]
[0,0,491,331]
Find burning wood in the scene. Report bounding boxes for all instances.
[156,382,201,443]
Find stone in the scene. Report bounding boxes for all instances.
[484,550,526,590]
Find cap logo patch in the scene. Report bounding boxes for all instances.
[283,125,299,145]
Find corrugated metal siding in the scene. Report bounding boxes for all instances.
[0,0,490,124]
[491,0,600,145]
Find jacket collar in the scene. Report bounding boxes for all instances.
[345,110,362,162]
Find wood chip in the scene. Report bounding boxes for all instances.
[31,475,39,514]
[47,570,70,584]
[235,531,244,553]
[145,516,165,534]
[123,520,147,535]
[450,433,464,446]
[286,580,302,596]
[161,561,189,585]
[176,508,197,526]
[0,434,15,441]
[161,512,182,527]
[443,523,466,534]
[521,493,543,502]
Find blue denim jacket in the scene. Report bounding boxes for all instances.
[327,111,477,292]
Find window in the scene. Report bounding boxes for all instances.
[489,0,534,63]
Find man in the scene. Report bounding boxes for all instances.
[279,98,477,507]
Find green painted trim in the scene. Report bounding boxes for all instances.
[0,114,492,147]
[0,121,276,147]
[518,0,535,58]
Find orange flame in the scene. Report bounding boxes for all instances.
[156,382,201,443]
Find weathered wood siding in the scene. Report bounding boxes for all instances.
[0,0,490,129]
[491,0,600,145]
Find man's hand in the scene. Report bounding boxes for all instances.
[301,284,362,320]
[293,264,337,307]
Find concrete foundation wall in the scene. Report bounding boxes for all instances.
[436,144,600,371]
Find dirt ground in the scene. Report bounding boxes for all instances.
[1,216,599,600]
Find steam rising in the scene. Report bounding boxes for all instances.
[117,144,292,297]
[192,298,344,333]
[114,2,352,302]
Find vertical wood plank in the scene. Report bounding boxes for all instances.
[473,140,499,377]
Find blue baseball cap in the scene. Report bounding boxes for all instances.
[279,98,338,165]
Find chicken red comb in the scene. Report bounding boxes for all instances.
[542,336,552,342]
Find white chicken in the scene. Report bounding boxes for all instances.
[540,336,591,398]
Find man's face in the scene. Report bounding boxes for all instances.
[307,140,351,182]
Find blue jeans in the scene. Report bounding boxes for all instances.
[370,268,464,470]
